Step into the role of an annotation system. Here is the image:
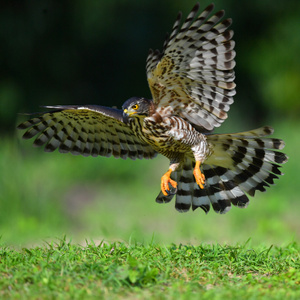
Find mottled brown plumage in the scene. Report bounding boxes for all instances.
[18,3,288,214]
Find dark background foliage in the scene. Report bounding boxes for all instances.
[1,0,299,134]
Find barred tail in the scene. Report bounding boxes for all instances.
[156,126,288,214]
[156,158,204,213]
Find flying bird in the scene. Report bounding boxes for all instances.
[18,3,288,214]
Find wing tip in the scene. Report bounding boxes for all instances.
[17,122,28,130]
[192,2,201,13]
[205,3,215,13]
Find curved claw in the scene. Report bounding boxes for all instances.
[193,161,205,189]
[161,169,178,196]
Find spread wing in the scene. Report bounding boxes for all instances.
[146,3,236,131]
[17,105,157,160]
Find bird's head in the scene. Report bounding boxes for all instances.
[122,97,154,124]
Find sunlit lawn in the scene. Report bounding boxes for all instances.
[1,239,300,299]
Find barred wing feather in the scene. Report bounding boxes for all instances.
[146,3,236,131]
[17,105,157,160]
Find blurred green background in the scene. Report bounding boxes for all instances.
[1,0,299,246]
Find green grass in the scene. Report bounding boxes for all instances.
[1,238,299,299]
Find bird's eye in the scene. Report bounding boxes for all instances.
[132,104,139,110]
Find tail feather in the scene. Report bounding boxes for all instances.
[203,165,249,209]
[174,163,195,212]
[192,184,211,213]
[155,126,288,214]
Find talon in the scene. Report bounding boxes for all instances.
[161,169,177,196]
[193,161,205,189]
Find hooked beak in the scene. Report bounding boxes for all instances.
[123,109,137,124]
[123,109,129,124]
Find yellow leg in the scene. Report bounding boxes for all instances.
[193,161,205,189]
[161,168,178,196]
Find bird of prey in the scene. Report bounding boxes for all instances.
[18,3,288,214]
